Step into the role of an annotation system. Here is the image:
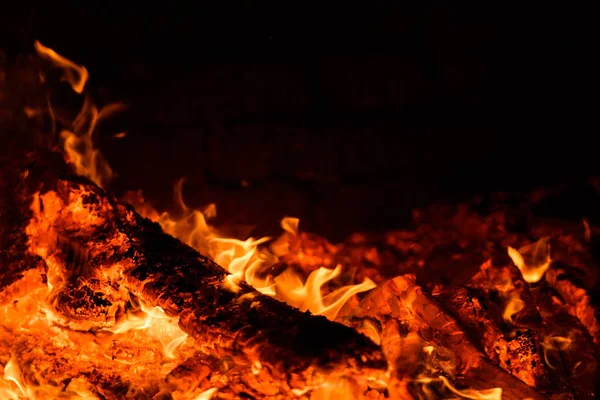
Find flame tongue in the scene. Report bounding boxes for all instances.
[3,357,27,399]
[34,41,88,94]
[508,237,552,283]
[136,181,377,321]
[32,40,125,190]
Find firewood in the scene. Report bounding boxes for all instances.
[541,312,599,400]
[339,275,549,400]
[431,284,552,390]
[545,264,600,346]
[4,151,388,398]
[0,152,69,294]
[529,280,600,400]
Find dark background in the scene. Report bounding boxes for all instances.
[0,2,595,239]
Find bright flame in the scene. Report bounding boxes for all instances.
[133,181,376,320]
[502,294,525,324]
[103,300,189,359]
[33,41,126,189]
[2,188,196,398]
[541,334,573,370]
[31,42,374,329]
[414,345,502,399]
[2,357,28,399]
[416,376,502,400]
[273,264,376,320]
[60,99,126,189]
[192,387,218,400]
[34,41,88,94]
[305,377,364,400]
[508,237,551,283]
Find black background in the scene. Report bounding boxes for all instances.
[0,1,596,238]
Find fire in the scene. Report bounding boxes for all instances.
[416,376,502,400]
[33,41,376,321]
[414,345,502,400]
[0,42,381,398]
[502,293,525,324]
[5,41,595,399]
[582,218,591,242]
[541,334,573,370]
[34,41,88,94]
[103,301,189,360]
[60,98,125,190]
[191,388,218,400]
[475,259,526,325]
[0,187,198,398]
[128,180,376,321]
[2,357,27,399]
[33,40,125,190]
[507,237,551,283]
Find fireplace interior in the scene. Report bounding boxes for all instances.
[0,2,597,399]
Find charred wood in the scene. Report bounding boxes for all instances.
[3,151,388,398]
[339,275,549,400]
[546,264,600,347]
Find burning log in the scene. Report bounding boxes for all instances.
[466,259,550,387]
[283,192,600,399]
[430,284,550,389]
[1,151,388,398]
[339,275,549,400]
[0,152,67,294]
[121,222,387,391]
[503,236,600,397]
[528,269,600,399]
[540,310,599,400]
[545,264,600,347]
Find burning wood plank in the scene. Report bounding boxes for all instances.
[0,152,68,294]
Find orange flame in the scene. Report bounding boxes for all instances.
[508,237,551,283]
[34,41,88,94]
[2,357,27,399]
[414,345,502,400]
[140,180,376,320]
[415,376,502,400]
[0,39,531,400]
[192,387,218,400]
[33,41,126,189]
[61,99,126,189]
[30,41,376,327]
[273,263,376,320]
[32,42,376,320]
[582,218,591,242]
[541,334,573,370]
[0,188,197,398]
[502,293,525,324]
